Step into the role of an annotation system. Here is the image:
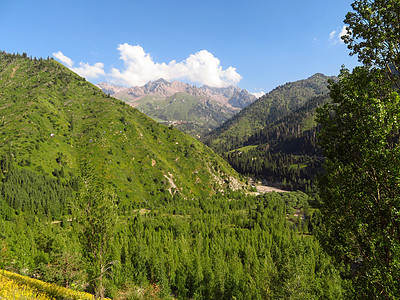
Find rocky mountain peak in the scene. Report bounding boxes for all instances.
[97,79,257,113]
[96,82,126,95]
[153,78,169,84]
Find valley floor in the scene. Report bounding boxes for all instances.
[249,178,289,194]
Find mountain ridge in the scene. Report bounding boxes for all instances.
[97,79,257,109]
[96,80,257,137]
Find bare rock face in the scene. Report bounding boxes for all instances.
[228,89,257,108]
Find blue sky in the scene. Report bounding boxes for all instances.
[0,0,359,95]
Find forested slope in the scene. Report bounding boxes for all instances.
[0,188,345,299]
[205,73,333,152]
[226,94,330,190]
[204,73,334,190]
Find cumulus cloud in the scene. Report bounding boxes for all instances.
[109,43,242,87]
[53,44,242,87]
[52,51,73,68]
[71,62,105,79]
[52,52,105,79]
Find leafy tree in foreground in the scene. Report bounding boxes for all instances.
[316,67,400,298]
[71,164,118,299]
[343,0,400,86]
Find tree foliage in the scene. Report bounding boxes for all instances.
[343,0,400,86]
[317,1,400,297]
[0,51,346,299]
[224,94,328,191]
[0,157,345,298]
[317,66,400,298]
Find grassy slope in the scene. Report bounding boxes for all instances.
[144,93,234,122]
[0,53,245,205]
[117,91,238,137]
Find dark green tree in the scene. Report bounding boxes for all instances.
[317,66,400,298]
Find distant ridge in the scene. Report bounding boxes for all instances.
[96,82,126,95]
[96,80,256,137]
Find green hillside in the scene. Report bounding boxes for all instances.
[136,92,237,137]
[204,74,334,190]
[116,91,239,138]
[204,73,333,152]
[0,52,245,210]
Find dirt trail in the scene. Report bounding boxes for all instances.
[255,185,288,193]
[11,66,19,78]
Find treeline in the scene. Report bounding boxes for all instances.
[226,150,320,191]
[0,50,51,62]
[114,193,341,299]
[0,157,345,299]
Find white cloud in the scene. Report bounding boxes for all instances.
[71,62,105,79]
[109,43,242,87]
[53,44,242,87]
[329,30,336,40]
[52,52,105,79]
[52,51,73,68]
[252,91,265,98]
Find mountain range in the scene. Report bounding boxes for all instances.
[204,73,334,151]
[96,79,257,137]
[0,51,334,197]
